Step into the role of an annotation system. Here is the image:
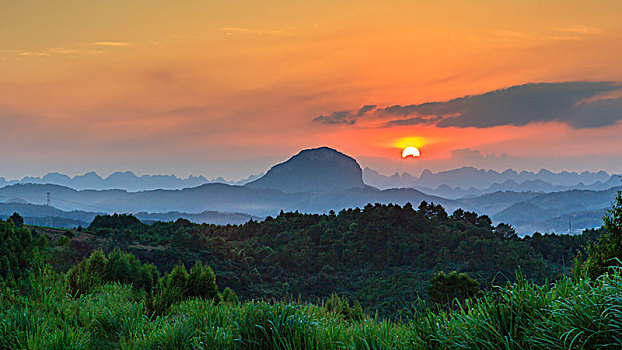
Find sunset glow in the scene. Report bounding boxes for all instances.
[1,1,622,179]
[402,147,421,159]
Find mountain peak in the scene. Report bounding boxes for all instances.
[245,147,365,193]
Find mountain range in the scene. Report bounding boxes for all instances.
[363,167,620,199]
[1,146,620,235]
[0,202,258,228]
[0,171,263,192]
[3,154,617,197]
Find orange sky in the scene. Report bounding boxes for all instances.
[1,0,622,179]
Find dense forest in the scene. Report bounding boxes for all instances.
[1,194,621,348]
[35,201,599,316]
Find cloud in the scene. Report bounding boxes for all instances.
[315,82,622,129]
[431,82,622,128]
[451,148,509,162]
[550,25,603,35]
[218,27,294,36]
[91,41,133,47]
[564,98,622,128]
[355,104,377,117]
[385,116,442,126]
[313,104,377,125]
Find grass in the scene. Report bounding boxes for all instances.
[1,266,622,349]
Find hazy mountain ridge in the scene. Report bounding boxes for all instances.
[491,186,622,234]
[0,171,264,192]
[363,167,620,198]
[0,202,258,227]
[2,147,620,235]
[0,182,458,219]
[3,162,616,197]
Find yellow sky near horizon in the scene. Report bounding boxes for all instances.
[1,0,622,179]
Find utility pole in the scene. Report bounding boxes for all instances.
[569,214,572,235]
[46,192,51,206]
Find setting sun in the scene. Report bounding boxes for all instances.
[402,146,421,158]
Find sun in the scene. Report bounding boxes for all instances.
[402,146,421,158]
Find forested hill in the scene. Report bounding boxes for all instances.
[39,202,599,316]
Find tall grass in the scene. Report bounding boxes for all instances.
[1,267,621,349]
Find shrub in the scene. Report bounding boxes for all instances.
[0,218,37,286]
[428,271,480,306]
[322,293,365,321]
[67,249,159,296]
[222,287,239,304]
[149,261,220,316]
[575,191,622,279]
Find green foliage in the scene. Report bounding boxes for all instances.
[67,248,159,296]
[411,269,622,349]
[0,218,39,287]
[1,202,619,348]
[321,293,364,321]
[88,213,143,231]
[106,248,159,292]
[149,261,220,315]
[428,271,480,306]
[45,202,601,317]
[575,191,622,279]
[8,212,24,227]
[222,287,239,304]
[2,263,622,349]
[187,260,219,300]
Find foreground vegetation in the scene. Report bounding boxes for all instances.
[0,191,621,349]
[36,201,599,316]
[1,261,621,349]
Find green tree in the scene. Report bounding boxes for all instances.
[428,271,480,306]
[0,218,37,286]
[575,191,622,279]
[67,249,159,296]
[67,250,108,296]
[187,260,219,301]
[8,212,24,227]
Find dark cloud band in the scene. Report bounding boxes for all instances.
[313,82,622,129]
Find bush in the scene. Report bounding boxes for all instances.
[67,249,159,296]
[149,261,220,316]
[222,287,239,304]
[0,218,38,286]
[187,260,219,300]
[575,190,622,279]
[322,293,365,321]
[428,271,480,306]
[88,214,143,231]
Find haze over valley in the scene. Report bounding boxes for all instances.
[1,147,619,234]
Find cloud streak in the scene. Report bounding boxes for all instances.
[91,41,133,47]
[313,104,377,125]
[313,82,622,129]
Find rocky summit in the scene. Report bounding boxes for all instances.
[245,147,365,193]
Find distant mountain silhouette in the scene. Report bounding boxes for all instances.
[4,162,616,196]
[0,202,258,228]
[246,147,366,193]
[0,181,457,218]
[491,187,622,233]
[363,167,619,199]
[457,191,541,215]
[2,146,620,235]
[527,208,608,235]
[1,171,264,191]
